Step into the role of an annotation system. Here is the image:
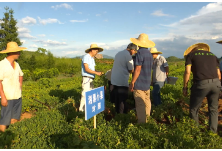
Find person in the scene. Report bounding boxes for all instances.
[183,43,221,133]
[111,43,138,114]
[217,40,222,86]
[0,42,27,132]
[150,47,169,106]
[129,33,155,123]
[105,69,115,103]
[79,44,103,112]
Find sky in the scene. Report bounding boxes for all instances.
[0,1,222,58]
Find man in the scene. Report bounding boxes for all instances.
[111,43,137,114]
[79,44,103,112]
[130,33,155,123]
[150,47,169,106]
[0,42,26,132]
[183,43,221,133]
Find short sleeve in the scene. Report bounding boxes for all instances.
[135,51,143,66]
[82,55,90,64]
[126,54,134,70]
[17,63,24,76]
[185,54,192,66]
[161,56,168,67]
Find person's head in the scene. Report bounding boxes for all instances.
[127,43,138,55]
[7,51,21,60]
[150,47,162,59]
[183,43,210,59]
[0,42,27,60]
[85,44,103,57]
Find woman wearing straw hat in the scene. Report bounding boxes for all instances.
[129,33,155,123]
[150,47,169,106]
[0,42,26,132]
[79,44,103,112]
[183,43,221,133]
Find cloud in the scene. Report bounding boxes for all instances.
[70,19,88,23]
[34,39,67,46]
[38,34,46,37]
[38,17,64,25]
[20,40,26,44]
[78,12,82,14]
[104,19,108,22]
[51,3,73,10]
[43,44,48,47]
[151,10,172,17]
[17,27,30,33]
[19,33,36,39]
[157,2,222,43]
[30,44,38,48]
[62,51,80,55]
[0,20,3,24]
[19,16,37,25]
[96,14,101,17]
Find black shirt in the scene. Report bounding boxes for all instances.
[185,50,219,81]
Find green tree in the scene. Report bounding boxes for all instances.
[0,6,22,51]
[36,47,47,54]
[29,55,37,71]
[47,51,55,69]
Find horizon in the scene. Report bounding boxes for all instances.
[0,2,222,58]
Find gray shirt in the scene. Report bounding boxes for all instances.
[111,49,134,87]
[152,55,168,82]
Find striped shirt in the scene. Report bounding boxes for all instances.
[134,48,153,91]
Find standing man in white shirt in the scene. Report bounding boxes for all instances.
[79,44,103,112]
[111,43,138,114]
[150,47,169,106]
[0,42,27,132]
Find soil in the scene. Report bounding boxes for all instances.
[19,112,34,121]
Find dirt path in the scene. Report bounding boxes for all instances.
[19,112,34,121]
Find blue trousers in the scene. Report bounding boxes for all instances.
[152,82,165,106]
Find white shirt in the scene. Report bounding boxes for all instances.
[0,58,23,100]
[111,49,134,87]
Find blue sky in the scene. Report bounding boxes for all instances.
[0,2,222,58]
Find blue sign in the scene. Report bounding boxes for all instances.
[85,86,105,120]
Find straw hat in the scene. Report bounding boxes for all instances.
[216,40,222,44]
[150,47,162,54]
[130,33,155,48]
[183,43,210,56]
[85,44,103,53]
[0,42,27,54]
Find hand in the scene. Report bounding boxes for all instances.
[183,88,188,96]
[1,97,8,107]
[129,83,134,92]
[96,72,102,76]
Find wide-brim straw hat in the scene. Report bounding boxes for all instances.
[216,40,222,44]
[183,43,210,56]
[85,44,103,53]
[130,33,155,48]
[0,42,27,54]
[150,47,162,54]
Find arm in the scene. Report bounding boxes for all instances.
[217,68,221,81]
[84,63,101,76]
[165,66,169,77]
[0,80,8,107]
[19,76,23,91]
[130,65,142,91]
[183,65,191,96]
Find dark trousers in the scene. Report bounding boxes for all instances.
[190,78,221,133]
[113,85,128,114]
[108,81,115,103]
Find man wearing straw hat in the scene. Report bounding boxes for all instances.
[111,43,138,114]
[150,47,169,106]
[183,43,221,133]
[130,33,155,123]
[216,40,222,87]
[0,42,26,132]
[79,44,103,112]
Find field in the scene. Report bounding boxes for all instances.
[1,59,222,149]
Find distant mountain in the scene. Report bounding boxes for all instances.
[74,54,114,59]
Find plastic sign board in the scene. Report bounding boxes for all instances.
[85,86,105,120]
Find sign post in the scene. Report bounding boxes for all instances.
[85,86,105,128]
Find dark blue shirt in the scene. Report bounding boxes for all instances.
[134,47,153,91]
